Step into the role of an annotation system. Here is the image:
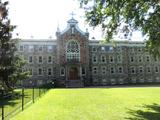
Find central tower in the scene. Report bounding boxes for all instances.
[56,17,90,87]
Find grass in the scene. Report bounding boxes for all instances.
[11,87,160,120]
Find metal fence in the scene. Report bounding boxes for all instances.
[0,87,49,120]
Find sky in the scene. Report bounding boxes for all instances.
[8,0,143,40]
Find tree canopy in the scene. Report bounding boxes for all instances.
[79,0,160,57]
[0,1,30,90]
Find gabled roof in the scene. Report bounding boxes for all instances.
[59,18,87,36]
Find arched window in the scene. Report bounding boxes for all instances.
[66,41,80,62]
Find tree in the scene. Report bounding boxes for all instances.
[0,1,30,90]
[79,0,160,57]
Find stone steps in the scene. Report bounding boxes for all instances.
[66,80,84,88]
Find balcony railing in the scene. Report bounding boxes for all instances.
[67,59,80,63]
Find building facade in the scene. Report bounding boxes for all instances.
[17,18,160,87]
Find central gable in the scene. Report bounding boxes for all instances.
[56,18,89,64]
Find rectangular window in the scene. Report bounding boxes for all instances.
[130,56,134,62]
[146,56,150,62]
[19,45,24,52]
[47,45,53,52]
[38,68,43,76]
[146,66,151,73]
[38,45,43,52]
[48,68,52,76]
[117,55,122,63]
[130,67,136,74]
[60,67,65,76]
[38,56,43,63]
[138,56,143,62]
[155,66,159,73]
[118,66,123,73]
[110,67,115,74]
[28,56,33,63]
[130,47,134,52]
[81,67,86,75]
[48,56,52,63]
[92,56,97,63]
[139,66,143,73]
[28,45,34,52]
[117,46,122,52]
[92,67,98,74]
[109,46,113,51]
[101,66,106,75]
[109,56,114,63]
[29,68,33,75]
[137,47,142,52]
[101,56,106,63]
[92,47,97,52]
[101,46,105,51]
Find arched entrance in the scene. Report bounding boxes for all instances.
[69,67,78,80]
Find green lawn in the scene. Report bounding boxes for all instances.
[11,87,160,120]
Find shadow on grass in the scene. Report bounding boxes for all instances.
[0,90,31,108]
[126,103,160,120]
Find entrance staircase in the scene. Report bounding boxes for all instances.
[66,80,84,88]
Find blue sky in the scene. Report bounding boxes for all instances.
[8,0,143,40]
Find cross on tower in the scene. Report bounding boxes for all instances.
[70,11,76,19]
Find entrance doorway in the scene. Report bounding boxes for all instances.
[69,67,78,80]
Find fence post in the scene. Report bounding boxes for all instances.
[1,87,4,120]
[22,87,24,111]
[39,87,41,97]
[32,85,35,103]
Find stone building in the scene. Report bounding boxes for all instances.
[17,18,160,87]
